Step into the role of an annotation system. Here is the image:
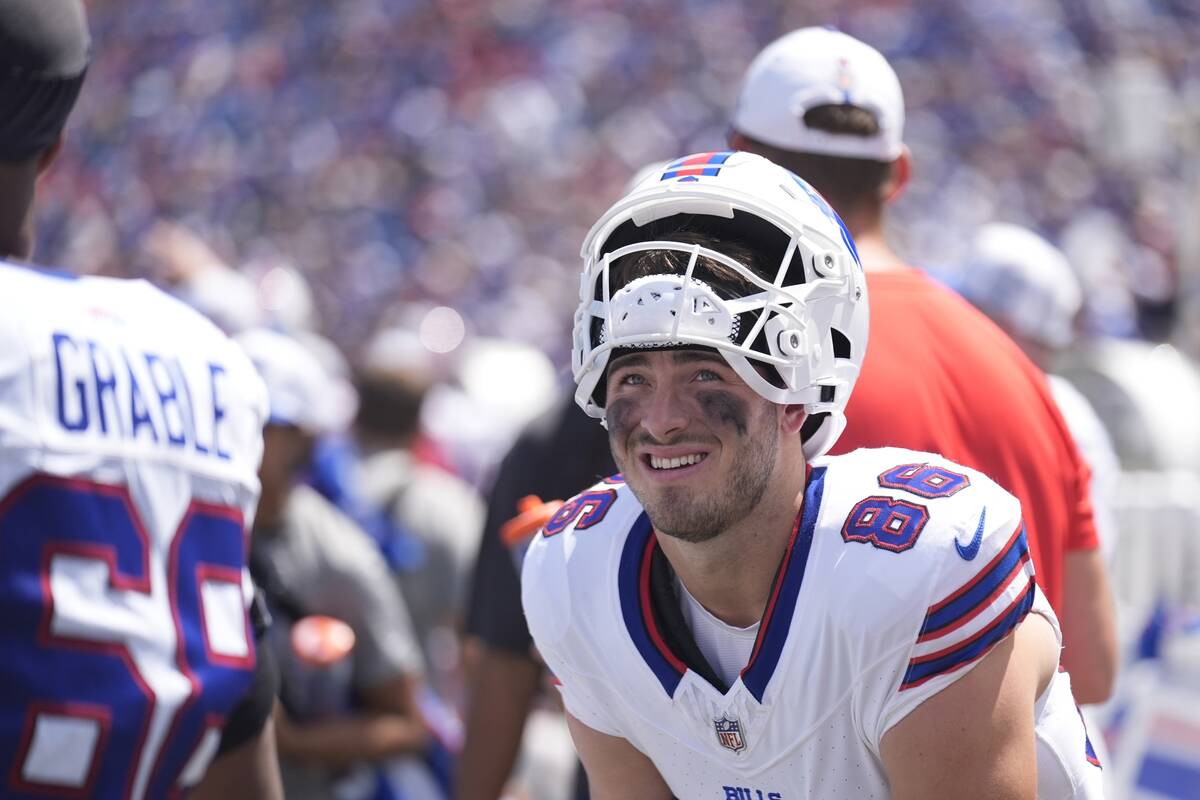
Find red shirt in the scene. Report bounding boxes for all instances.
[830,269,1098,612]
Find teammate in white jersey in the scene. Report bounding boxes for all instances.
[520,151,1105,798]
[0,1,283,797]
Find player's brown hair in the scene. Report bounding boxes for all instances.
[354,368,428,444]
[737,104,894,220]
[608,229,762,301]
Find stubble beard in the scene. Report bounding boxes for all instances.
[617,417,779,544]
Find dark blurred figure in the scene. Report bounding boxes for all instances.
[456,397,612,800]
[353,364,484,664]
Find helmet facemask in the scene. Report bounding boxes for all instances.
[573,152,867,460]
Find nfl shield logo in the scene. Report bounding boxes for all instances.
[714,715,747,753]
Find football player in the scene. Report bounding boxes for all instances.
[0,1,283,797]
[521,151,1104,798]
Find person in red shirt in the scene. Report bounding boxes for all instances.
[729,26,1117,702]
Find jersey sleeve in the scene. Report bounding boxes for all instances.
[521,528,625,738]
[216,595,279,756]
[860,482,1043,746]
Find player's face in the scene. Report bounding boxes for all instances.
[604,348,780,543]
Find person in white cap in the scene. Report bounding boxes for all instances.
[236,329,438,800]
[729,26,1118,703]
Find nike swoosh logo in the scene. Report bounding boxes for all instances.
[956,508,986,560]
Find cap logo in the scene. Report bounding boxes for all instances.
[836,57,854,98]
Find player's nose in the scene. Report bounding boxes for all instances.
[638,380,690,442]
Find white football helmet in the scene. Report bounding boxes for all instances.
[572,150,868,459]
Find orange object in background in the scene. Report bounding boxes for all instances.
[290,615,356,667]
[500,495,564,549]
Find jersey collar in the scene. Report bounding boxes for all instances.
[618,465,828,702]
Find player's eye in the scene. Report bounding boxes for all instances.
[694,368,722,382]
[617,372,647,387]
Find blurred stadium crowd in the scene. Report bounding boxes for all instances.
[38,0,1200,353]
[30,0,1200,798]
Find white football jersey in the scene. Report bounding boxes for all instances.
[0,262,268,798]
[523,446,1105,799]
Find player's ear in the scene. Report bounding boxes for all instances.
[780,404,806,436]
[882,146,912,205]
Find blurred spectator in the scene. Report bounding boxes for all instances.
[728,26,1117,703]
[35,1,1199,361]
[421,336,561,486]
[457,397,612,800]
[959,221,1122,560]
[352,358,485,664]
[237,328,439,800]
[1058,337,1200,475]
[143,219,263,334]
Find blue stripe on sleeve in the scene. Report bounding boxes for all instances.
[902,579,1035,690]
[921,528,1029,638]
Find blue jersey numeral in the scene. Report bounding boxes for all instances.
[878,463,970,498]
[842,496,929,553]
[543,489,617,538]
[0,476,255,798]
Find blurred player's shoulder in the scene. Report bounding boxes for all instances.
[520,474,639,647]
[816,443,1022,568]
[536,473,636,537]
[812,447,1027,620]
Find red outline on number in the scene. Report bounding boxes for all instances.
[542,497,581,538]
[10,701,112,797]
[195,564,254,670]
[1,475,255,798]
[0,475,156,800]
[572,490,617,531]
[877,463,970,499]
[147,500,250,795]
[842,496,928,553]
[165,713,227,799]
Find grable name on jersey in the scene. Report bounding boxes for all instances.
[50,329,235,460]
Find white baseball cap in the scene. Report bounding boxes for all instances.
[236,328,354,435]
[732,27,904,161]
[961,223,1083,350]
